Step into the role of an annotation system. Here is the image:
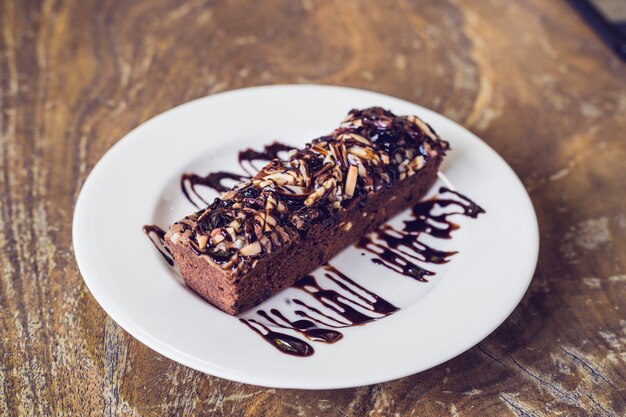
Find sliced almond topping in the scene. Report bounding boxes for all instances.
[339,142,348,166]
[211,234,225,244]
[225,227,236,241]
[254,179,273,189]
[344,165,358,198]
[197,234,209,248]
[282,185,308,195]
[304,178,336,206]
[348,133,370,145]
[180,109,443,266]
[240,241,262,256]
[329,142,343,165]
[298,163,309,186]
[410,115,438,140]
[410,155,425,170]
[222,190,237,200]
[311,145,329,155]
[348,146,379,163]
[229,219,241,231]
[357,161,367,177]
[265,214,277,226]
[263,172,295,185]
[266,194,277,208]
[258,236,271,251]
[315,161,333,176]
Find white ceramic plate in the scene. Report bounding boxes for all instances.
[73,85,538,389]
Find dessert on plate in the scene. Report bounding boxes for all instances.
[164,107,449,314]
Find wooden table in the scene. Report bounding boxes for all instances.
[1,0,625,415]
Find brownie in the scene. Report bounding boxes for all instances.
[164,107,449,315]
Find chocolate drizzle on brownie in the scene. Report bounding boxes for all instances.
[166,108,449,274]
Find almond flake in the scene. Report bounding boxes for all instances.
[240,241,262,256]
[345,165,358,198]
[197,234,209,249]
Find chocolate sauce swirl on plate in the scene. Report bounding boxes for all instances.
[142,225,174,266]
[357,187,485,281]
[239,319,315,357]
[181,172,249,208]
[238,264,400,356]
[179,142,294,207]
[238,142,294,176]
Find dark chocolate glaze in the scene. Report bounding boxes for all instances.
[142,225,174,266]
[181,172,249,207]
[357,187,485,281]
[238,142,294,176]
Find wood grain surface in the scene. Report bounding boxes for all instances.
[1,0,625,415]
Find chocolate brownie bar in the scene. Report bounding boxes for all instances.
[164,107,449,314]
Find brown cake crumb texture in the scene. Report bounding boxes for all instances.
[165,107,449,314]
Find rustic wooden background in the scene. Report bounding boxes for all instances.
[1,0,625,415]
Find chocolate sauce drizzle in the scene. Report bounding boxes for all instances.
[179,142,294,207]
[144,141,486,357]
[357,187,485,281]
[238,142,293,176]
[294,265,399,324]
[238,189,484,356]
[239,318,314,357]
[257,309,343,343]
[142,225,174,266]
[181,172,249,208]
[238,264,399,356]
